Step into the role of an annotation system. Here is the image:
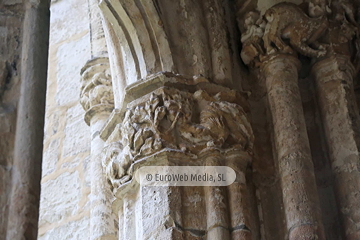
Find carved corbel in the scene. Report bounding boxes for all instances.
[80,57,114,125]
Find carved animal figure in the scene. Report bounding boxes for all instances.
[240,11,265,65]
[263,2,328,58]
[102,142,132,191]
[80,69,114,110]
[179,90,254,152]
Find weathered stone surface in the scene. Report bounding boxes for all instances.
[38,217,90,240]
[62,118,90,158]
[101,75,253,194]
[60,156,81,169]
[3,0,22,5]
[34,0,360,239]
[0,165,11,239]
[313,55,360,238]
[42,138,60,177]
[55,33,90,106]
[80,58,114,113]
[0,1,24,237]
[240,2,328,67]
[5,0,51,239]
[82,155,91,187]
[66,103,85,124]
[49,0,89,44]
[262,55,325,239]
[39,171,81,225]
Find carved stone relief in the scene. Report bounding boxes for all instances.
[240,10,265,66]
[325,0,358,56]
[240,2,329,65]
[80,58,114,112]
[240,1,359,66]
[101,75,254,193]
[263,2,328,57]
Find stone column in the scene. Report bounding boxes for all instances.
[227,150,253,239]
[261,54,325,239]
[80,58,116,240]
[203,150,230,240]
[238,2,331,238]
[312,55,360,239]
[6,0,50,239]
[99,73,255,239]
[83,2,117,238]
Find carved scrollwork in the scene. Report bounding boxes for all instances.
[80,58,114,111]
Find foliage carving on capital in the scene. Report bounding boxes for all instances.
[80,58,114,112]
[101,86,254,192]
[121,88,253,158]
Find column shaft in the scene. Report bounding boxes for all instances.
[227,152,253,240]
[90,113,117,240]
[262,55,325,239]
[312,55,360,239]
[204,152,230,240]
[6,1,50,239]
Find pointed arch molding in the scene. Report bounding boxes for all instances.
[99,0,237,105]
[99,0,174,86]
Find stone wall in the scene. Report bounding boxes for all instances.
[38,0,91,239]
[36,0,360,239]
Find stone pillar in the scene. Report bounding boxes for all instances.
[261,55,325,239]
[312,55,360,239]
[100,73,255,239]
[84,1,117,237]
[80,58,116,240]
[203,150,230,240]
[227,150,253,239]
[238,2,333,238]
[6,0,50,239]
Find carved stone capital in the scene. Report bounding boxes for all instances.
[239,2,329,67]
[80,57,114,125]
[238,1,359,67]
[99,72,254,194]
